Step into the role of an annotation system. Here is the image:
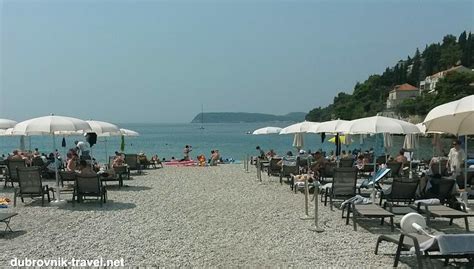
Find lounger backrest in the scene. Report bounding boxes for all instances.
[59,171,77,181]
[388,179,419,202]
[124,154,139,169]
[332,167,358,196]
[339,159,354,168]
[386,162,402,176]
[321,162,337,178]
[376,155,386,165]
[437,178,456,203]
[297,157,308,169]
[269,158,282,170]
[31,157,45,167]
[281,165,299,176]
[430,160,448,176]
[7,159,26,181]
[76,174,101,194]
[109,156,115,168]
[17,167,43,194]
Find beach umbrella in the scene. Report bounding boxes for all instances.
[86,120,121,162]
[0,119,17,129]
[292,133,304,150]
[279,121,319,134]
[403,133,418,178]
[423,95,474,135]
[13,115,92,203]
[120,128,140,137]
[307,119,348,134]
[423,95,474,207]
[252,126,282,135]
[339,116,420,135]
[0,128,16,136]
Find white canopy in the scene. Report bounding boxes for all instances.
[87,120,121,136]
[338,116,420,134]
[423,95,474,135]
[252,126,282,135]
[307,119,348,134]
[0,128,16,136]
[13,115,91,136]
[120,128,140,137]
[279,121,319,134]
[0,119,17,129]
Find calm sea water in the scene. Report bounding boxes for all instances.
[0,122,471,164]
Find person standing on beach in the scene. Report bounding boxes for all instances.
[447,140,466,176]
[182,145,192,161]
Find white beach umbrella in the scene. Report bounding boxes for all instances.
[423,95,474,135]
[252,126,282,135]
[87,120,120,136]
[120,128,140,137]
[423,95,474,208]
[279,121,319,134]
[0,119,17,129]
[339,116,420,135]
[13,115,92,203]
[0,128,16,136]
[307,119,348,134]
[86,120,121,162]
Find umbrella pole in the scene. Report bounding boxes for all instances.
[464,138,469,210]
[52,134,63,203]
[105,137,108,166]
[372,134,377,204]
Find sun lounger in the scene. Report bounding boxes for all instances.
[347,202,395,231]
[324,167,358,210]
[4,159,26,187]
[73,174,107,206]
[0,213,18,232]
[375,232,474,268]
[267,158,282,177]
[380,178,419,213]
[411,202,474,231]
[14,167,52,206]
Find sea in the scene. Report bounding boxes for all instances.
[0,122,471,164]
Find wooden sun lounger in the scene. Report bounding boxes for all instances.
[0,213,18,232]
[411,203,474,231]
[347,203,395,231]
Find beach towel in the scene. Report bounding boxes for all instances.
[414,198,441,205]
[340,195,371,210]
[412,234,474,255]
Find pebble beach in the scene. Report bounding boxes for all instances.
[1,165,472,267]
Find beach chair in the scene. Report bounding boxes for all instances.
[412,202,474,231]
[0,213,18,233]
[357,167,391,195]
[324,167,358,210]
[375,232,474,268]
[339,158,354,168]
[73,174,107,206]
[346,202,395,231]
[386,162,402,178]
[320,162,337,183]
[124,154,142,176]
[4,159,26,188]
[430,159,448,176]
[280,164,298,186]
[59,171,77,187]
[14,167,51,207]
[267,158,282,177]
[380,178,419,214]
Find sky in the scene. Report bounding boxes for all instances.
[0,0,473,123]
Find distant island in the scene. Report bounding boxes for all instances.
[190,112,307,123]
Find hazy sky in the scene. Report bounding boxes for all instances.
[1,0,472,123]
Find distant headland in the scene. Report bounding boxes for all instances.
[190,112,307,123]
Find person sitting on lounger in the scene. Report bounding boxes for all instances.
[77,159,96,176]
[355,154,366,170]
[66,152,78,172]
[7,150,23,160]
[277,151,296,167]
[395,150,408,165]
[266,149,277,158]
[112,152,125,168]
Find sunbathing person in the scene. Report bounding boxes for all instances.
[77,160,97,176]
[66,152,78,172]
[112,152,125,168]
